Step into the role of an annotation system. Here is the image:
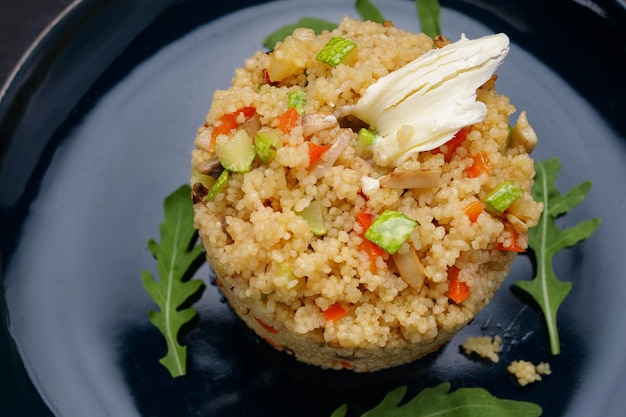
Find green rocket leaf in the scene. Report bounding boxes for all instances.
[516,158,601,355]
[331,383,542,417]
[142,184,205,377]
[355,0,386,23]
[263,17,338,50]
[415,0,441,38]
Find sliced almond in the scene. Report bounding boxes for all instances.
[379,168,442,189]
[302,112,338,137]
[393,247,426,292]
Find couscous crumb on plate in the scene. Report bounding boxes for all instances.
[508,360,552,386]
[461,335,502,363]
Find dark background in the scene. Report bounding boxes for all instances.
[0,0,74,90]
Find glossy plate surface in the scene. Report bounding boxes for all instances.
[1,0,625,416]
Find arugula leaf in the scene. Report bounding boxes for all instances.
[355,0,386,23]
[516,158,601,355]
[263,17,338,50]
[415,0,442,38]
[262,0,387,50]
[142,184,206,377]
[331,383,542,417]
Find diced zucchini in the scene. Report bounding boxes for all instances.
[484,180,522,212]
[191,166,215,190]
[355,127,377,157]
[206,169,229,201]
[287,90,307,115]
[364,210,418,254]
[273,262,299,289]
[215,129,255,173]
[254,128,283,163]
[316,37,358,67]
[296,200,326,236]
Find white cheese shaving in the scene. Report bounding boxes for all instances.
[348,33,510,167]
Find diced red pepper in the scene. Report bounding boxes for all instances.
[307,142,330,167]
[277,107,301,134]
[432,128,469,161]
[356,209,374,229]
[463,200,483,223]
[448,266,470,304]
[262,68,279,86]
[255,317,279,334]
[210,106,256,150]
[496,223,526,252]
[323,303,347,321]
[465,151,493,178]
[355,209,384,273]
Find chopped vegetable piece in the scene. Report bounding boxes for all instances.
[496,222,526,252]
[448,266,469,303]
[307,142,330,167]
[215,129,256,173]
[466,151,493,178]
[463,200,483,222]
[266,35,314,82]
[255,128,283,163]
[255,317,279,334]
[484,181,523,212]
[364,210,418,254]
[287,90,307,114]
[211,106,256,150]
[432,128,469,161]
[355,127,377,156]
[324,303,347,321]
[277,107,301,134]
[393,247,426,292]
[266,262,299,292]
[190,166,215,190]
[356,208,375,231]
[360,239,384,274]
[310,129,352,178]
[141,185,205,377]
[296,200,326,236]
[316,37,358,67]
[195,157,221,176]
[206,169,229,201]
[415,0,442,38]
[356,209,384,272]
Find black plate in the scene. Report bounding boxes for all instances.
[2,1,625,416]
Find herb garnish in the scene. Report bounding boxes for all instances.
[263,0,441,51]
[263,17,337,50]
[330,383,542,417]
[415,0,441,38]
[141,184,205,377]
[355,0,386,23]
[516,158,601,355]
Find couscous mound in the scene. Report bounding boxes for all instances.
[190,17,543,372]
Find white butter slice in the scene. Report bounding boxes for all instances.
[349,33,510,167]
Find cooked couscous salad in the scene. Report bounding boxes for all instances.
[190,17,543,372]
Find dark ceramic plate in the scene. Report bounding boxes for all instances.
[1,0,625,416]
